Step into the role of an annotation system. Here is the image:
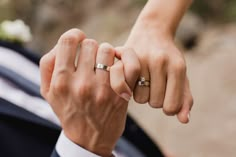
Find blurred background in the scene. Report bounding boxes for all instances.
[0,0,236,156]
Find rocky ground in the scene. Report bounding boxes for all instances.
[1,0,236,156]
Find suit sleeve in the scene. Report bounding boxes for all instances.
[51,148,60,157]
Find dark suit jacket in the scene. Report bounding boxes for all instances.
[0,98,61,157]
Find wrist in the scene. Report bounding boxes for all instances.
[64,127,114,157]
[137,0,192,36]
[136,14,175,39]
[57,131,114,157]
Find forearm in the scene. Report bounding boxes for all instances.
[137,0,193,36]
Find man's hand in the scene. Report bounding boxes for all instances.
[39,29,140,157]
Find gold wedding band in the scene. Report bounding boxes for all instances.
[138,77,150,87]
[95,63,110,72]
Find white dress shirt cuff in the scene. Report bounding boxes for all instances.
[56,131,102,157]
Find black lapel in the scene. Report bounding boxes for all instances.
[0,97,60,130]
[123,115,164,157]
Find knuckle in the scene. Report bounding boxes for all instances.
[52,72,69,94]
[173,59,187,74]
[68,28,85,39]
[59,29,84,45]
[72,82,91,99]
[163,105,179,116]
[60,34,78,45]
[68,28,82,33]
[95,90,109,106]
[82,39,98,47]
[153,52,167,67]
[71,28,84,35]
[52,78,68,94]
[100,42,114,53]
[149,101,163,108]
[95,95,106,106]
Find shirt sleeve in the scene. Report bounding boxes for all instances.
[56,131,102,157]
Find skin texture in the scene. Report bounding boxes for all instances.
[40,29,140,157]
[125,0,194,123]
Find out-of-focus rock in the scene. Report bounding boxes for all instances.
[176,12,205,50]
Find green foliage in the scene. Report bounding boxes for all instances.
[224,1,236,21]
[190,1,210,17]
[133,0,147,7]
[190,0,236,22]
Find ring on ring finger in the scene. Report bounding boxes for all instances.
[137,77,150,87]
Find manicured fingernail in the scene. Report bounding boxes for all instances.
[120,93,131,102]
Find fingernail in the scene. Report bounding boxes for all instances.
[120,93,131,102]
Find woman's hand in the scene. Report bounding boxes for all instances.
[126,17,193,124]
[39,29,140,157]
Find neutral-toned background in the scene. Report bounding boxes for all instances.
[1,0,236,156]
